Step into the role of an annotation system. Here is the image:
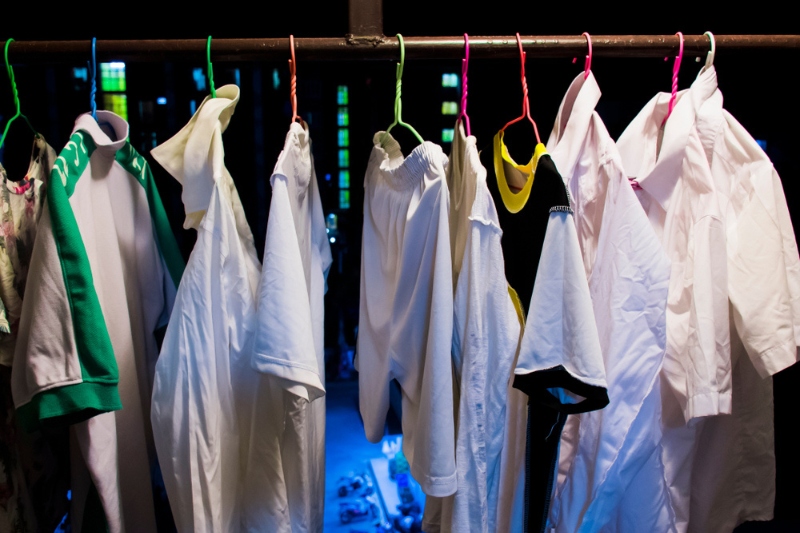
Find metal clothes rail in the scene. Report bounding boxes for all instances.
[6,35,800,64]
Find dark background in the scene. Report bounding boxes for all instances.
[1,3,798,531]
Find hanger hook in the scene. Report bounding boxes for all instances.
[459,33,471,137]
[289,35,300,124]
[206,36,216,98]
[662,32,684,125]
[90,37,98,120]
[500,34,540,143]
[703,31,716,70]
[0,38,38,152]
[582,32,592,79]
[382,34,424,146]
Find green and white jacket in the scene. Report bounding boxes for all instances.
[11,111,183,533]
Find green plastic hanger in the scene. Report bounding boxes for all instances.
[206,35,217,98]
[382,34,424,146]
[0,39,39,152]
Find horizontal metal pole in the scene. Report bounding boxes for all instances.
[6,35,800,63]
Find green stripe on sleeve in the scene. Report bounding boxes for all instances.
[115,142,185,287]
[16,381,122,432]
[42,131,121,423]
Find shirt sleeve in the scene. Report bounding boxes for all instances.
[448,186,522,531]
[728,164,799,377]
[252,174,324,402]
[663,212,731,420]
[513,209,608,412]
[12,152,121,430]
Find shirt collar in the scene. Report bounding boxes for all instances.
[151,84,240,228]
[547,71,602,179]
[73,110,129,156]
[691,65,724,161]
[617,89,695,212]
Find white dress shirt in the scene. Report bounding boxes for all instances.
[151,85,265,532]
[545,71,671,533]
[617,83,730,532]
[250,122,332,533]
[687,64,800,533]
[422,123,522,533]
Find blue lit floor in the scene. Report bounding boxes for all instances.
[324,380,426,533]
[325,380,384,532]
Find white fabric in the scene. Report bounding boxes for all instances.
[423,123,521,532]
[16,110,173,533]
[513,209,606,391]
[686,65,800,533]
[251,121,332,533]
[357,132,457,497]
[495,357,528,533]
[618,85,730,532]
[544,72,672,533]
[151,85,265,532]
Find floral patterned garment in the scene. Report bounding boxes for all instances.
[0,135,56,533]
[0,137,50,363]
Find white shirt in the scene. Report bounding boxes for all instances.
[251,121,332,533]
[422,123,522,533]
[618,86,730,423]
[151,85,264,532]
[357,132,457,497]
[686,65,800,533]
[14,110,181,533]
[618,84,730,532]
[545,71,671,533]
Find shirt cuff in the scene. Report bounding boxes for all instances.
[411,463,457,498]
[251,353,325,402]
[750,342,798,378]
[685,390,732,420]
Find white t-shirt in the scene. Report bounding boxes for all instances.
[687,65,800,533]
[357,131,457,497]
[13,110,182,533]
[422,122,522,533]
[150,85,265,532]
[251,121,332,533]
[545,71,672,533]
[618,86,730,532]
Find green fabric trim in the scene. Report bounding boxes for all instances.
[50,132,120,401]
[115,142,185,287]
[16,381,121,432]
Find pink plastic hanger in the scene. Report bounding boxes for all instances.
[288,35,302,125]
[572,32,592,79]
[500,33,541,144]
[458,33,471,137]
[661,32,684,125]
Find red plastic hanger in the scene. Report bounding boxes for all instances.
[661,32,684,126]
[500,33,541,144]
[289,35,303,125]
[574,32,592,79]
[458,33,471,137]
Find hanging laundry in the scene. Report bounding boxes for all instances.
[685,63,800,533]
[617,79,730,533]
[483,130,608,533]
[0,135,63,533]
[150,85,265,532]
[11,110,183,533]
[544,71,671,533]
[422,122,522,533]
[248,120,332,532]
[357,131,457,498]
